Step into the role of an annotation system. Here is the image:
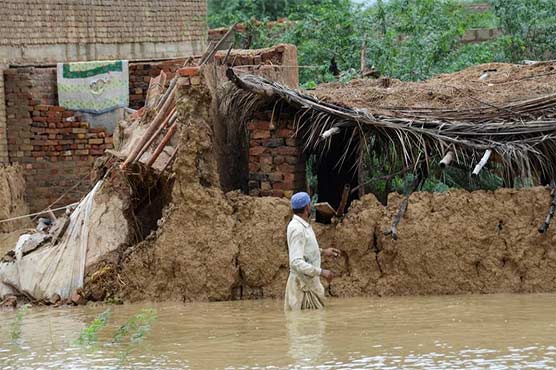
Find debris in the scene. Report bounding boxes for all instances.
[70,288,87,305]
[336,184,351,218]
[0,295,17,309]
[439,151,455,168]
[472,149,493,177]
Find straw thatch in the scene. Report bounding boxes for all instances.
[225,67,556,184]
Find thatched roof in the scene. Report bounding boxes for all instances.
[312,62,556,121]
[225,63,556,184]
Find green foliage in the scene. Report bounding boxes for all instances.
[112,308,157,344]
[211,1,555,194]
[208,0,308,28]
[491,0,556,62]
[10,304,31,343]
[76,308,112,345]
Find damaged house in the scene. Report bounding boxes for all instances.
[2,8,556,304]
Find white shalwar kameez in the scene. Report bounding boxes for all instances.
[284,215,326,311]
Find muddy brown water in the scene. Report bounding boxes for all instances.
[1,294,555,369]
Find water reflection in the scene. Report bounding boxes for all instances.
[286,310,326,366]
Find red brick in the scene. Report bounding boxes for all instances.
[49,106,65,112]
[249,162,260,172]
[177,67,200,77]
[276,147,300,156]
[248,120,271,130]
[277,164,296,173]
[249,146,266,156]
[273,182,295,190]
[260,155,272,165]
[285,156,299,165]
[285,138,297,147]
[274,156,285,165]
[271,190,285,197]
[251,130,271,140]
[276,129,293,138]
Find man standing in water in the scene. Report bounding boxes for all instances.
[285,192,341,310]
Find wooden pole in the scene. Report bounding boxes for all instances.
[386,197,409,241]
[472,149,492,177]
[439,151,454,168]
[146,121,179,168]
[136,108,176,162]
[360,33,368,75]
[539,181,556,233]
[336,184,351,217]
[120,86,176,169]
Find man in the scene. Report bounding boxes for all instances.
[284,192,341,311]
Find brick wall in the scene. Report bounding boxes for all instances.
[4,67,112,211]
[246,112,306,198]
[461,28,502,44]
[129,59,186,109]
[0,65,7,164]
[213,44,299,88]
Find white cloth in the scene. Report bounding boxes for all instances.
[284,215,325,311]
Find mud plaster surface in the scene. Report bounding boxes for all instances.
[108,75,556,303]
[0,165,33,255]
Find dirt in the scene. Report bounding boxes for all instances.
[97,68,556,303]
[312,62,556,111]
[325,188,556,297]
[0,165,33,255]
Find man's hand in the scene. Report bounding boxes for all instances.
[320,269,337,282]
[322,247,341,257]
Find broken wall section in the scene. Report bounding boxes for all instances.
[0,165,32,255]
[4,58,189,211]
[211,44,300,192]
[99,64,556,303]
[4,67,113,211]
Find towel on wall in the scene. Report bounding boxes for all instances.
[57,60,129,114]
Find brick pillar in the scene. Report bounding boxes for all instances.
[0,65,8,164]
[247,112,306,198]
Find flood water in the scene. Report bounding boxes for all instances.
[1,294,555,369]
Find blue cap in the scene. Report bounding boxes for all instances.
[291,192,311,210]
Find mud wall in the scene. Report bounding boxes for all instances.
[105,69,556,303]
[0,165,31,233]
[0,165,32,255]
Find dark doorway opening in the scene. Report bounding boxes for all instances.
[312,131,361,223]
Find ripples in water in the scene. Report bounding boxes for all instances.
[1,293,555,369]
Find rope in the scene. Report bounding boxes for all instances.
[0,203,79,224]
[31,173,90,221]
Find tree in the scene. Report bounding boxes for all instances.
[491,0,556,62]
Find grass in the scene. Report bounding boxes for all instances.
[76,308,112,345]
[10,304,31,343]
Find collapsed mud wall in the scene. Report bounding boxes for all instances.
[94,69,556,303]
[0,165,32,254]
[0,165,30,232]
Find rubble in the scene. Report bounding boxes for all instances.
[2,46,556,305]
